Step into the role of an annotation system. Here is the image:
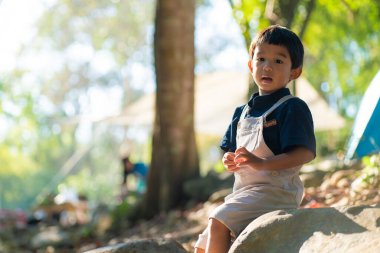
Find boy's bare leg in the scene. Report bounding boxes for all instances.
[194,247,205,253]
[206,218,231,253]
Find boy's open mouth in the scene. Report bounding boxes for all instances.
[262,76,273,82]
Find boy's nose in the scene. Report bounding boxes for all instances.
[263,64,272,72]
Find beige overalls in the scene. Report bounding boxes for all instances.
[195,95,304,250]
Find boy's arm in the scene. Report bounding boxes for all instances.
[234,146,314,171]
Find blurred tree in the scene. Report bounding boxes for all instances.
[35,0,154,110]
[0,76,75,209]
[143,0,199,217]
[0,0,154,209]
[34,0,154,205]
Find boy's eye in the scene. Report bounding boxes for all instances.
[275,59,283,64]
[257,57,265,62]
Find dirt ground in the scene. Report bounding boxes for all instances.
[106,168,380,252]
[5,163,379,253]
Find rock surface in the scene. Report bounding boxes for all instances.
[84,238,187,253]
[229,204,380,253]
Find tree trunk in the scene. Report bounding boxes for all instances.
[143,0,199,218]
[278,0,302,28]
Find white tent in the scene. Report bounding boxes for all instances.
[294,77,346,131]
[104,71,345,135]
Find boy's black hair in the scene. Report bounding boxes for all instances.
[249,25,304,69]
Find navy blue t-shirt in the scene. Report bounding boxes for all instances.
[220,88,316,156]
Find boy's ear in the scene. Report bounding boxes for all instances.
[290,67,302,80]
[248,60,253,73]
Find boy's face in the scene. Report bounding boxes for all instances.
[248,43,302,95]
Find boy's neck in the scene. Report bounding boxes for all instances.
[259,86,289,96]
[259,90,274,96]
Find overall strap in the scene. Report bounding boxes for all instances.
[239,104,250,121]
[239,94,294,121]
[263,95,294,118]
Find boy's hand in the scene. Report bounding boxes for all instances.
[222,152,239,172]
[234,147,264,170]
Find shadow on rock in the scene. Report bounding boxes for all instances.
[230,204,380,253]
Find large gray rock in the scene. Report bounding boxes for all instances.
[85,238,187,253]
[230,204,380,253]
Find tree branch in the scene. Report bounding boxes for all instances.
[299,0,316,39]
[228,0,234,9]
[265,0,279,25]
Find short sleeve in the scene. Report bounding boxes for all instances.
[220,124,232,152]
[279,99,316,156]
[220,106,244,152]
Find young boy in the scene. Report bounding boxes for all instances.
[194,25,316,253]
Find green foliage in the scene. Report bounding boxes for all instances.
[351,154,380,191]
[0,75,74,209]
[110,193,140,231]
[0,0,154,211]
[63,131,122,206]
[196,134,224,175]
[303,0,380,117]
[314,122,353,158]
[228,0,270,47]
[38,0,153,61]
[213,159,226,174]
[229,0,380,119]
